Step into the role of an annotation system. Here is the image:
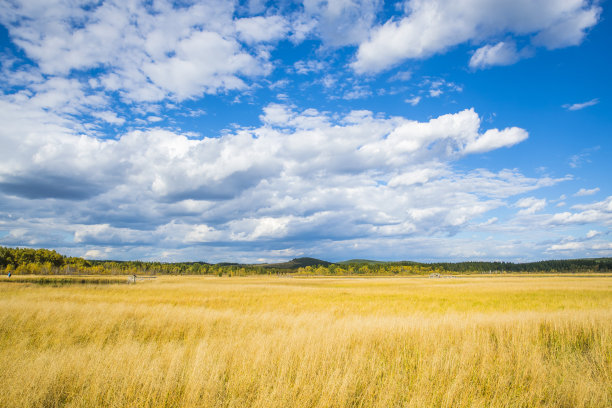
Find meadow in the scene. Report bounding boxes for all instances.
[1,275,611,407]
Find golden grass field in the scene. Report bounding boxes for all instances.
[1,275,611,407]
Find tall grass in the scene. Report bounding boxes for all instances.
[0,275,130,285]
[1,276,611,407]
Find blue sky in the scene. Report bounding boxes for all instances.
[0,0,610,263]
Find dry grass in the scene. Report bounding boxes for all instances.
[1,275,611,407]
[0,275,130,285]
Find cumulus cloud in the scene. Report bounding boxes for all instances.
[532,5,600,49]
[469,41,523,69]
[353,0,601,73]
[142,31,268,100]
[236,15,289,44]
[463,127,528,154]
[83,249,110,259]
[0,98,552,257]
[0,0,276,102]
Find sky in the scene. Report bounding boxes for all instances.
[0,0,610,263]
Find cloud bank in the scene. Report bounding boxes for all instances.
[0,99,543,257]
[353,0,600,73]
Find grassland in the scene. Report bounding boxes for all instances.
[1,275,611,407]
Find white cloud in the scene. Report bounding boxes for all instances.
[183,224,225,243]
[516,197,547,215]
[320,75,337,88]
[480,217,498,226]
[294,59,327,75]
[549,196,612,226]
[569,146,599,168]
[563,98,599,111]
[353,0,601,73]
[429,89,443,97]
[0,0,277,102]
[1,99,552,256]
[548,241,583,251]
[405,96,421,106]
[463,127,528,154]
[74,224,153,245]
[547,239,612,254]
[300,0,382,47]
[142,30,268,100]
[24,77,108,115]
[388,166,448,187]
[390,71,412,81]
[574,187,600,196]
[236,15,289,44]
[92,111,126,126]
[230,216,292,240]
[573,197,612,212]
[586,230,601,239]
[419,78,463,99]
[83,249,110,259]
[532,5,600,49]
[343,86,372,100]
[469,41,522,69]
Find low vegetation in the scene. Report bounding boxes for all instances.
[1,275,611,407]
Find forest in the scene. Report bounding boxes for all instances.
[1,245,611,276]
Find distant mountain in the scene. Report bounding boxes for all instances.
[256,257,332,269]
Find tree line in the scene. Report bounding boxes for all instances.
[1,246,611,276]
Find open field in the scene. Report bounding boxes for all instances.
[1,275,611,407]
